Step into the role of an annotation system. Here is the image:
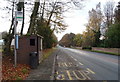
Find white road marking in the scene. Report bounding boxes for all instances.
[70,56,84,66]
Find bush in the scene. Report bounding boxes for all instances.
[82,46,92,50]
[105,23,120,48]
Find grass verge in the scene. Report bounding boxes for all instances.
[71,47,119,56]
[80,49,119,56]
[42,47,57,62]
[91,50,120,56]
[0,49,2,52]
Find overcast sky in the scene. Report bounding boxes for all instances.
[55,0,119,41]
[0,0,119,41]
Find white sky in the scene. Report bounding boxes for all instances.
[55,0,119,41]
[0,0,119,41]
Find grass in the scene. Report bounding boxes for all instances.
[42,47,56,62]
[0,49,3,52]
[71,47,120,56]
[81,49,119,56]
[91,50,120,56]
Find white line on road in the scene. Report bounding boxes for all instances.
[70,56,84,65]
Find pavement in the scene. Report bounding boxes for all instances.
[26,49,59,80]
[26,46,119,81]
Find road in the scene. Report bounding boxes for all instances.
[54,46,119,80]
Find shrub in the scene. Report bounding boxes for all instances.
[82,46,92,50]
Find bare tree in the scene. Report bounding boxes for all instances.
[27,0,85,34]
[3,0,25,54]
[104,1,115,28]
[27,0,40,34]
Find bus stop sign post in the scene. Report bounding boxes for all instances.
[14,11,17,67]
[14,11,23,67]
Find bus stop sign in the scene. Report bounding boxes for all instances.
[16,11,23,21]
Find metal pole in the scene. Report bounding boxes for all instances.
[41,38,43,62]
[41,38,43,51]
[14,0,17,67]
[14,11,17,67]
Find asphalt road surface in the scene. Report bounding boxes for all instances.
[55,46,119,80]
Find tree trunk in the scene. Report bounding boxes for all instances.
[4,1,15,55]
[41,0,45,21]
[46,2,57,27]
[27,2,40,34]
[4,21,18,55]
[20,2,25,35]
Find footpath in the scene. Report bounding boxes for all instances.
[26,49,58,80]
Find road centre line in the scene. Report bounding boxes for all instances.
[66,70,73,80]
[70,56,84,66]
[87,68,95,74]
